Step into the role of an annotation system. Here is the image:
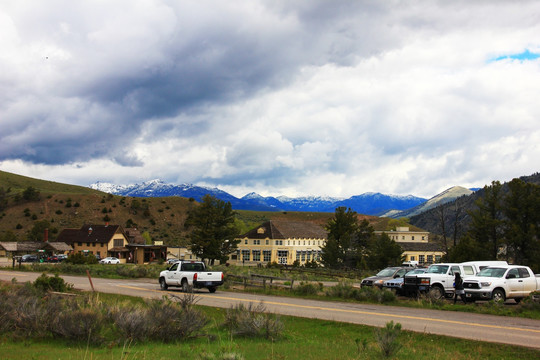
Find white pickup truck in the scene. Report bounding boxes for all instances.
[159,260,224,293]
[403,261,508,299]
[463,265,540,303]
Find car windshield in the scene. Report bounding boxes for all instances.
[406,269,425,276]
[376,268,397,277]
[476,267,506,278]
[426,265,449,274]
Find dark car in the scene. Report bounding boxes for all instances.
[47,255,59,262]
[20,254,38,263]
[361,267,410,288]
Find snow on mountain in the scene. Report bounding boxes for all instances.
[382,186,473,218]
[89,179,434,215]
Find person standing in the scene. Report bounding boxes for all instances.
[454,272,466,304]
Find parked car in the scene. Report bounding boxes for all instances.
[57,254,68,262]
[99,257,120,264]
[361,267,410,288]
[46,254,59,262]
[159,260,224,293]
[463,265,540,303]
[403,261,508,299]
[20,254,38,263]
[383,268,426,295]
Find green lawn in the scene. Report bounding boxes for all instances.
[1,301,539,360]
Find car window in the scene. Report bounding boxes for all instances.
[507,268,520,278]
[169,263,178,271]
[477,267,506,277]
[376,268,397,277]
[427,265,449,274]
[396,269,407,277]
[518,268,530,278]
[449,266,460,275]
[462,266,475,275]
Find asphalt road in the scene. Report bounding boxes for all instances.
[2,270,540,349]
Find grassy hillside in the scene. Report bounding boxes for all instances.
[1,170,415,244]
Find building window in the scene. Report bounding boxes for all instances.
[288,240,290,245]
[87,243,90,246]
[253,239,260,245]
[422,236,425,241]
[263,250,271,262]
[252,250,261,262]
[245,239,248,244]
[402,236,405,240]
[410,256,416,261]
[412,236,415,240]
[296,251,301,261]
[435,255,441,262]
[427,255,433,263]
[276,240,283,245]
[301,251,306,261]
[114,239,123,247]
[266,240,269,245]
[242,250,250,261]
[419,255,425,264]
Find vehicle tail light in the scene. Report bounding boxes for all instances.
[221,273,224,281]
[193,273,198,281]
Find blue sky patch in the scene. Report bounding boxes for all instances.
[492,49,540,62]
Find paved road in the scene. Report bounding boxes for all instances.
[2,270,540,349]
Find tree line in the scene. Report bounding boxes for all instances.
[445,178,540,272]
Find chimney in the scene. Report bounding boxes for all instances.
[44,228,48,242]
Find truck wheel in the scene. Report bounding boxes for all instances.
[429,285,444,300]
[159,278,168,291]
[492,289,506,303]
[181,279,192,293]
[208,286,216,293]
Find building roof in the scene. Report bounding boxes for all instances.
[125,228,145,244]
[57,224,124,245]
[398,242,444,252]
[43,242,73,252]
[241,220,327,240]
[0,242,18,251]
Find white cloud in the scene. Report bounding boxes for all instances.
[1,1,540,199]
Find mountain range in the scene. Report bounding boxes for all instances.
[89,179,469,216]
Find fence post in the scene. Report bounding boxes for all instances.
[263,279,266,289]
[290,279,294,289]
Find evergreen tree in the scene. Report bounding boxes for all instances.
[466,181,504,259]
[502,179,540,270]
[367,233,403,269]
[184,195,240,264]
[321,207,359,268]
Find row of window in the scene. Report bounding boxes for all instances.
[77,242,106,247]
[390,235,426,241]
[244,239,324,246]
[409,255,441,264]
[239,249,322,262]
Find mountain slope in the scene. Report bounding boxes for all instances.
[91,180,427,215]
[382,186,474,218]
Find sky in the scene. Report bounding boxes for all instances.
[1,1,540,199]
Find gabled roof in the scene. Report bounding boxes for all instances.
[43,242,73,252]
[0,242,18,251]
[125,228,145,244]
[57,224,125,245]
[241,220,327,240]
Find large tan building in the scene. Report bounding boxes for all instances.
[230,220,327,266]
[375,227,444,265]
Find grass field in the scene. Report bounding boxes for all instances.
[1,300,539,360]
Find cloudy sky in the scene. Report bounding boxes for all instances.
[1,1,540,199]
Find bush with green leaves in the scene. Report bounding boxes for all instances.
[223,302,283,339]
[375,321,402,358]
[293,281,322,296]
[33,273,72,292]
[66,252,98,265]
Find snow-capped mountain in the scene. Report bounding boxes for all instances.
[89,179,428,215]
[381,186,474,218]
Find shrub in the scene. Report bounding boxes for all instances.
[33,273,72,292]
[375,321,402,357]
[293,282,321,296]
[223,302,283,339]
